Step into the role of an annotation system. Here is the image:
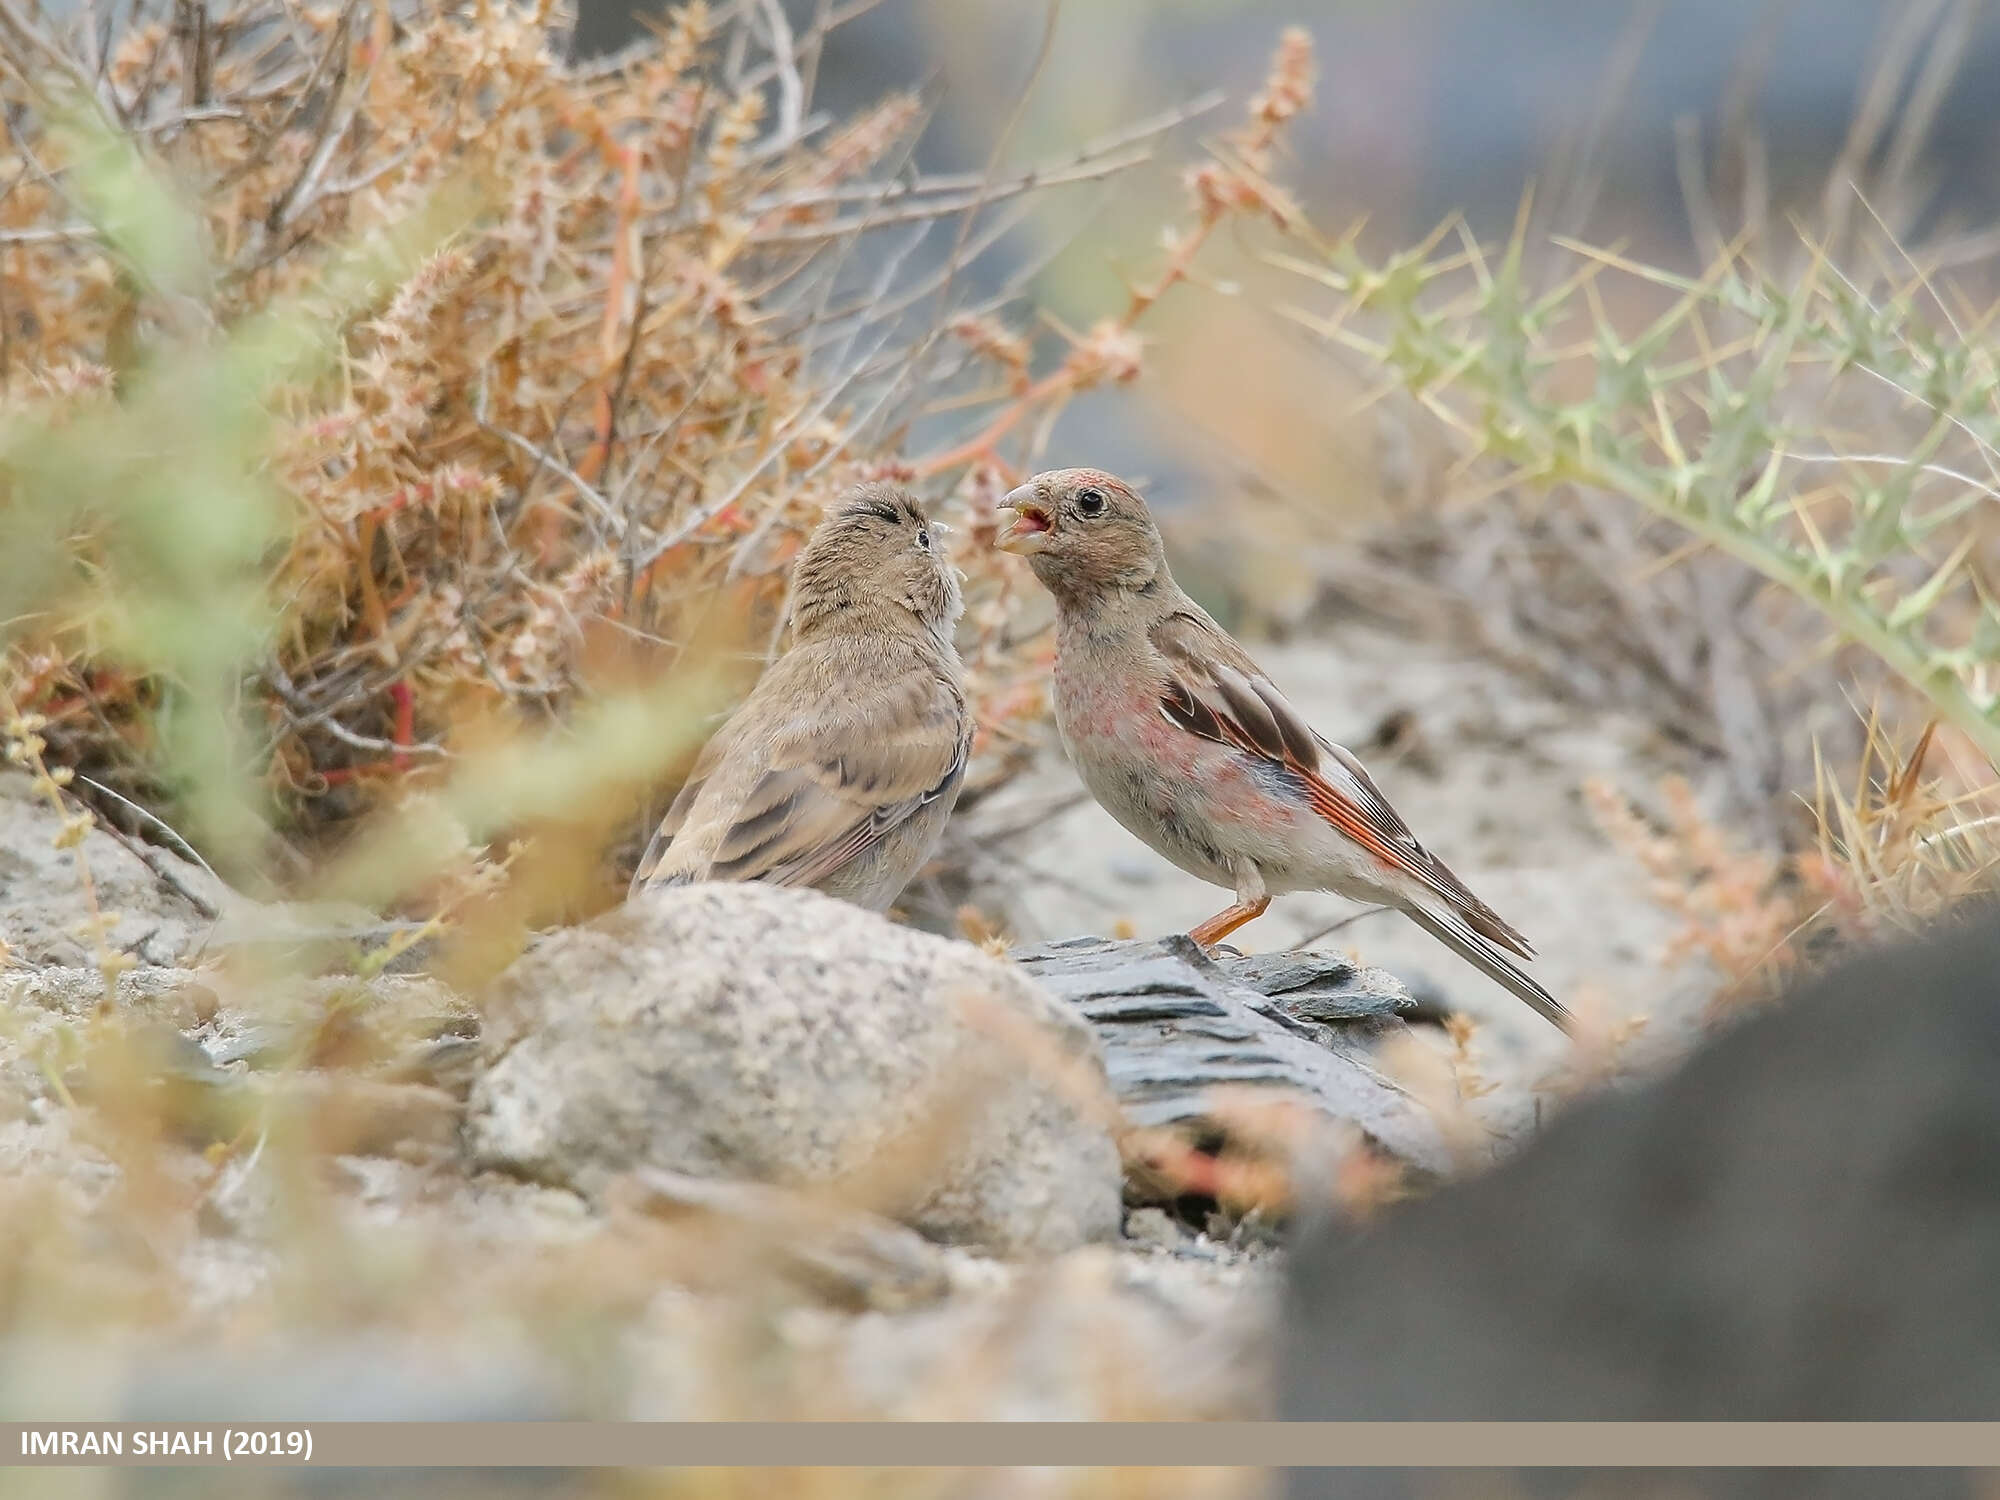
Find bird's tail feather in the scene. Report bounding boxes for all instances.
[1403,903,1573,1033]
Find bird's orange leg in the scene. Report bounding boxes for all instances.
[1188,896,1270,950]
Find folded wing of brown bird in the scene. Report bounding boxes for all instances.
[631,662,969,896]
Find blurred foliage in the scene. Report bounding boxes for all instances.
[0,5,1318,1432]
[0,0,1296,929]
[1,102,473,872]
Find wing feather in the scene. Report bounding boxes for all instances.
[1148,610,1533,958]
[632,651,969,898]
[1401,904,1570,1030]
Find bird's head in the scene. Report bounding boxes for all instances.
[790,482,962,647]
[995,467,1165,600]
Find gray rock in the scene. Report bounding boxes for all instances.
[1122,1205,1187,1251]
[5,963,222,1025]
[1,966,228,1131]
[825,1241,1277,1420]
[192,898,420,972]
[1012,935,1449,1175]
[0,962,468,1070]
[0,770,227,967]
[466,883,1123,1257]
[1,964,478,1166]
[1,1225,1276,1425]
[1222,948,1414,1027]
[615,1165,953,1313]
[0,772,444,977]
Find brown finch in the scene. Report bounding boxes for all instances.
[630,483,971,913]
[996,467,1570,1033]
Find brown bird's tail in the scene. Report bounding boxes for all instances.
[1402,903,1573,1034]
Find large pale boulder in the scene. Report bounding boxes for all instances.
[466,883,1124,1257]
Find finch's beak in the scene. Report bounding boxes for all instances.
[996,485,1053,555]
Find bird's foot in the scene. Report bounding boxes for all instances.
[1187,896,1270,951]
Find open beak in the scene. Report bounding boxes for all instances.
[996,485,1053,555]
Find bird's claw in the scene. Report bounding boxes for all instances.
[1191,938,1246,961]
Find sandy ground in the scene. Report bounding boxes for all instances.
[964,619,1728,1118]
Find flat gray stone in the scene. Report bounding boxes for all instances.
[1012,935,1449,1174]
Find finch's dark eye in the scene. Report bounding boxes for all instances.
[916,528,931,550]
[1074,487,1107,518]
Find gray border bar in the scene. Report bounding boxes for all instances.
[7,1423,2000,1467]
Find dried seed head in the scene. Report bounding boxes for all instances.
[1062,320,1145,388]
[1251,27,1316,131]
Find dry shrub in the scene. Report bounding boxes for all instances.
[1588,711,2000,1019]
[0,1,1312,920]
[1586,775,1803,1005]
[1799,714,2000,958]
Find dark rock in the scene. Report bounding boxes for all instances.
[1221,947,1412,1021]
[1012,935,1448,1175]
[1279,906,2000,1469]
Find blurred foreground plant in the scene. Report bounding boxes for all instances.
[0,1,1324,1438]
[0,0,1265,920]
[0,98,474,872]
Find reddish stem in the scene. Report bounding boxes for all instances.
[387,680,414,771]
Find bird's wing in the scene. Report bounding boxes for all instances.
[632,663,969,896]
[1147,610,1533,958]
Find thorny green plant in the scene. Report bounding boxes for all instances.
[1277,208,2000,772]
